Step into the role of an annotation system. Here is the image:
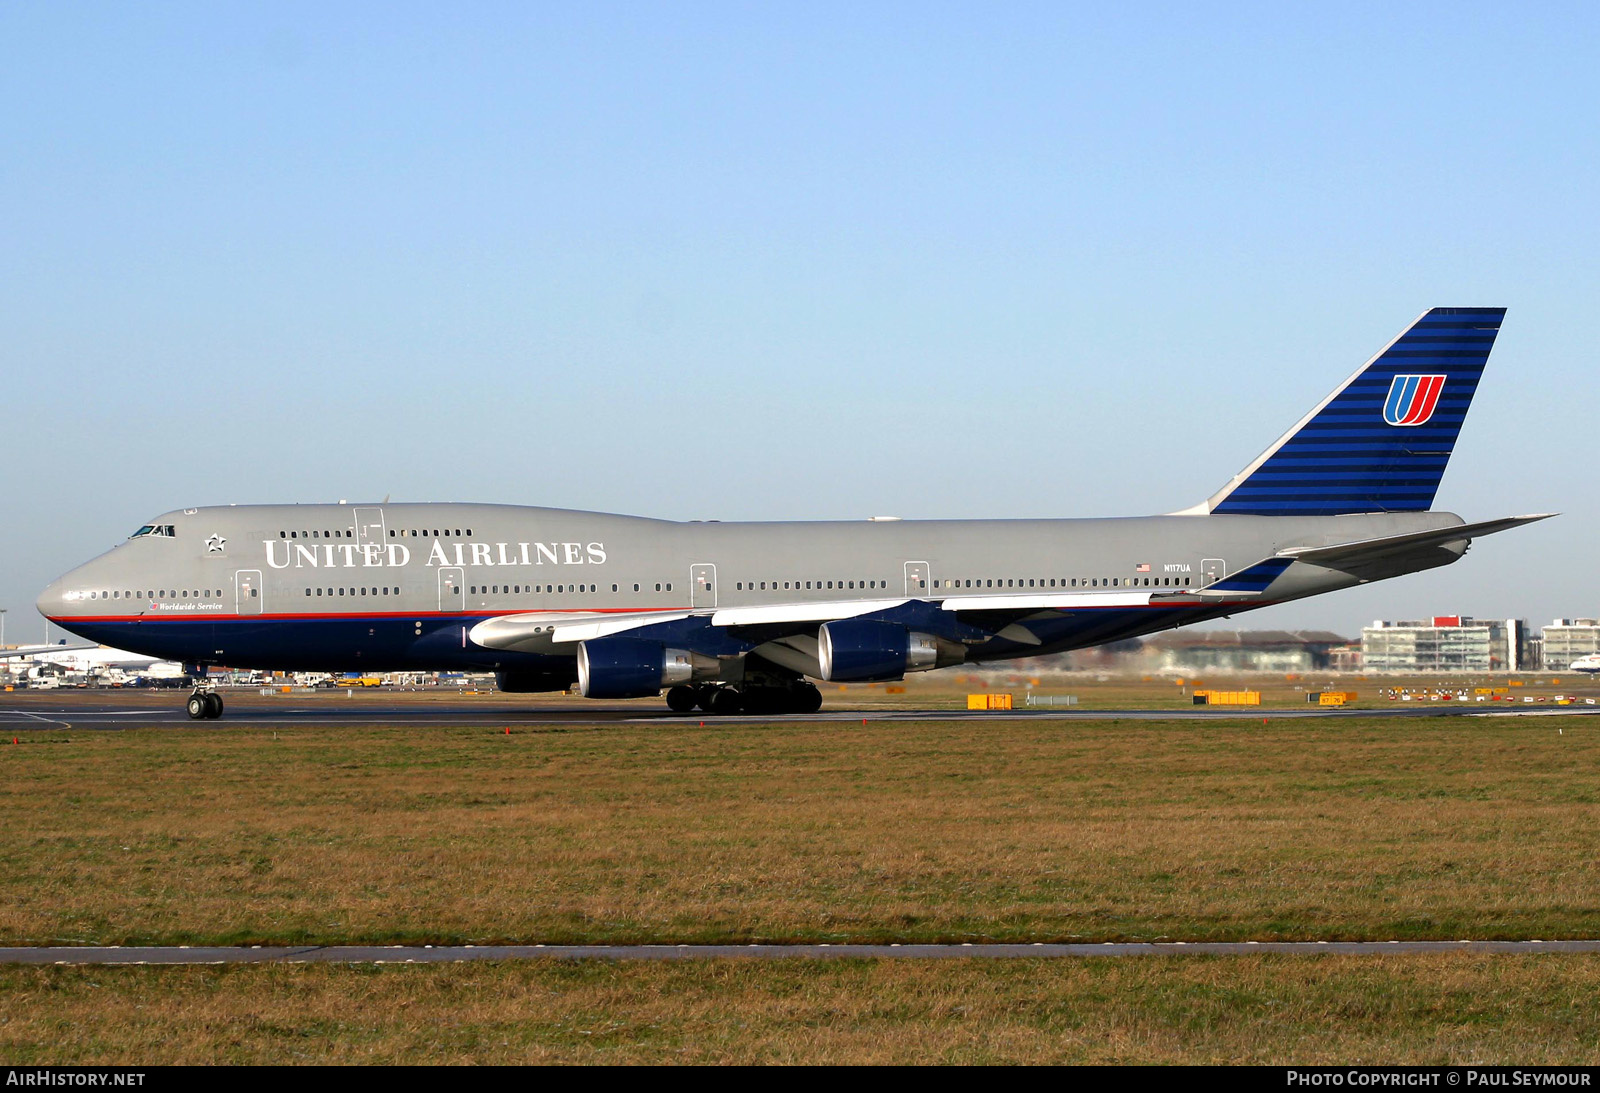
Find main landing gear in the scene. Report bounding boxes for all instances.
[186,687,224,720]
[665,681,823,716]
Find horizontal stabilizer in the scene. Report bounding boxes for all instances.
[1279,513,1556,568]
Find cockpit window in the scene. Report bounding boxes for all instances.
[129,525,176,538]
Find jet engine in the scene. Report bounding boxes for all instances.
[576,638,715,699]
[817,619,960,682]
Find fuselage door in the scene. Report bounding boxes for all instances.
[904,560,931,597]
[234,569,263,616]
[1201,558,1226,586]
[690,563,717,610]
[354,507,387,547]
[438,567,465,613]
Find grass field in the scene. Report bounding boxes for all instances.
[2,711,1598,947]
[4,955,1600,1064]
[5,694,1600,1064]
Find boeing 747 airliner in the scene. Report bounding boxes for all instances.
[36,308,1551,718]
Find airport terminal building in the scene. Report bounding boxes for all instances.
[1541,619,1600,671]
[1360,616,1532,673]
[1138,630,1350,674]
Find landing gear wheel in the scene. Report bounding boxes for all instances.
[204,693,224,719]
[186,694,208,720]
[795,683,822,714]
[695,685,720,712]
[708,687,743,716]
[665,685,698,713]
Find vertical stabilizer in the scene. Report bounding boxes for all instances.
[1191,307,1504,516]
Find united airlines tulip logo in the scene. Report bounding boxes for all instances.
[1382,374,1446,426]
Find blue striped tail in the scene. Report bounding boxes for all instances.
[1204,308,1504,516]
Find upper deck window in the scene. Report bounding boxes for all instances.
[129,525,175,538]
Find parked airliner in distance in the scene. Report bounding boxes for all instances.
[37,307,1551,719]
[1570,654,1600,674]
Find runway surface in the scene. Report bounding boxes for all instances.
[5,941,1600,964]
[3,694,1598,729]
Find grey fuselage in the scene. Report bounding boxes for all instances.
[36,502,1466,676]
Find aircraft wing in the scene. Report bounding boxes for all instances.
[0,643,99,659]
[709,599,909,627]
[469,515,1551,658]
[470,611,693,652]
[472,600,917,652]
[475,587,1214,657]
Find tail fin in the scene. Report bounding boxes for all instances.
[1190,307,1505,516]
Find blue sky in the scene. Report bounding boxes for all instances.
[3,2,1595,640]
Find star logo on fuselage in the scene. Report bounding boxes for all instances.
[206,534,227,553]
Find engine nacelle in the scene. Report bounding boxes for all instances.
[495,667,577,693]
[818,620,952,682]
[577,639,710,699]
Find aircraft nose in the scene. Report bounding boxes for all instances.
[36,573,75,621]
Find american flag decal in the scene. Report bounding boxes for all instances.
[1135,563,1151,572]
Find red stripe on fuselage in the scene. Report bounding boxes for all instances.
[47,600,1267,626]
